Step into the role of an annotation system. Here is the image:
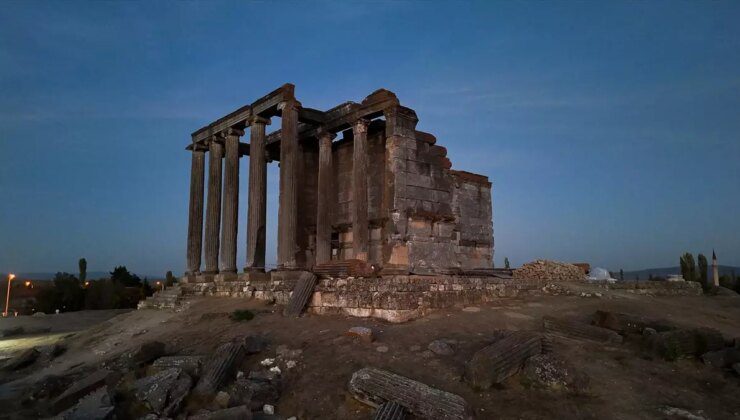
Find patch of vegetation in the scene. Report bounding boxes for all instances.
[230,309,255,322]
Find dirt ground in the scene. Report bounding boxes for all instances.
[1,288,739,419]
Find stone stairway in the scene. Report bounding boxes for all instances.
[138,285,187,310]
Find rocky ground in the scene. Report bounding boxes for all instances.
[1,284,739,419]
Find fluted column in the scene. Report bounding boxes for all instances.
[203,139,223,274]
[219,129,241,274]
[352,119,370,261]
[186,146,206,275]
[277,99,301,268]
[315,129,336,265]
[246,116,270,270]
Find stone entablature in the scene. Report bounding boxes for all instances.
[183,84,494,280]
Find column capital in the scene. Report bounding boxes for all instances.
[317,128,337,143]
[353,118,370,134]
[278,99,302,113]
[248,115,271,126]
[189,142,208,153]
[218,128,245,138]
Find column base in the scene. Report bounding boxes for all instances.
[214,272,239,283]
[180,273,217,283]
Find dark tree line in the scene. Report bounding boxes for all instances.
[32,264,161,314]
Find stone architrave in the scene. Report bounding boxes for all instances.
[219,129,241,274]
[246,116,270,270]
[203,139,224,274]
[352,119,370,261]
[315,129,336,264]
[186,147,206,275]
[277,99,301,268]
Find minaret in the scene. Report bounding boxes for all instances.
[712,250,719,287]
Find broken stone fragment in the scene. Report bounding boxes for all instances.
[543,316,623,344]
[52,369,120,414]
[592,310,674,334]
[243,334,268,355]
[108,340,166,370]
[427,340,455,356]
[232,373,281,411]
[347,326,374,343]
[189,405,252,420]
[194,341,245,396]
[701,348,740,368]
[349,367,472,420]
[214,391,231,408]
[2,347,40,371]
[465,331,542,390]
[57,385,114,420]
[133,367,192,415]
[152,355,203,377]
[645,328,725,361]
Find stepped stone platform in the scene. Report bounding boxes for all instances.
[167,272,704,322]
[179,270,549,322]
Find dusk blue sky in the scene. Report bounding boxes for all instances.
[1,1,739,277]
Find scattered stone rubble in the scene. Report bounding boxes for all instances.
[513,260,586,282]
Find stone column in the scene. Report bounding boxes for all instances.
[246,116,270,271]
[219,129,241,274]
[277,99,301,268]
[203,139,224,274]
[186,146,206,275]
[352,119,370,261]
[315,129,336,265]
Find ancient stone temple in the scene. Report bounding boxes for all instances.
[182,84,493,282]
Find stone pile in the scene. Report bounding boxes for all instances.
[18,335,297,419]
[513,260,586,282]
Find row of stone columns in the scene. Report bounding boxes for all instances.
[185,105,372,275]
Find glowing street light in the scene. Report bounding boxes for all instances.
[4,273,15,317]
[24,280,32,288]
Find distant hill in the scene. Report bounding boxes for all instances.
[1,271,162,281]
[622,265,740,280]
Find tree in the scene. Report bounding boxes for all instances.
[504,258,510,269]
[165,271,175,287]
[697,254,708,287]
[141,279,154,299]
[110,266,141,287]
[680,253,696,283]
[53,272,85,312]
[649,274,653,281]
[78,258,87,283]
[619,269,624,281]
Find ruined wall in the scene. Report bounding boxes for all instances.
[450,171,494,270]
[381,106,494,274]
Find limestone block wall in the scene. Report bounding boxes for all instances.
[383,126,494,274]
[308,276,545,322]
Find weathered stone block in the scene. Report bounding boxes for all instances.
[349,367,472,419]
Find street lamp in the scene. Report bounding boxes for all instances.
[4,273,16,317]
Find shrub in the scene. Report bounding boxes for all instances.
[230,309,255,322]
